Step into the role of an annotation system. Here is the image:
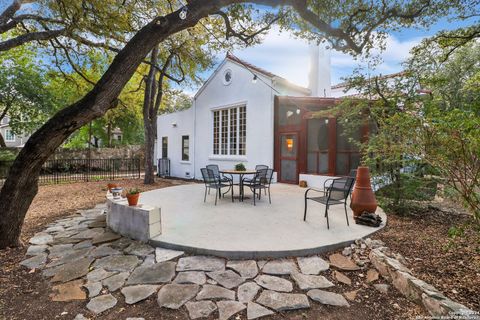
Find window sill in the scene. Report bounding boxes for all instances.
[209,155,247,162]
[180,160,191,164]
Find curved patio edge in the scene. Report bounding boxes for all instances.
[149,218,387,259]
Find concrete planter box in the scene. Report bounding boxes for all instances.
[106,193,161,242]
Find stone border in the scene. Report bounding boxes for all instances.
[369,246,479,319]
[106,193,161,242]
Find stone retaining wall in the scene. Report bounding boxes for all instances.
[53,145,144,161]
[106,193,161,242]
[369,246,479,319]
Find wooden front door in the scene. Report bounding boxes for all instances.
[278,132,299,183]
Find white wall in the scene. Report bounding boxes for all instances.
[193,59,275,180]
[156,107,194,179]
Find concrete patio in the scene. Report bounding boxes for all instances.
[144,183,387,259]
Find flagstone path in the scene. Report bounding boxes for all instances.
[21,203,389,320]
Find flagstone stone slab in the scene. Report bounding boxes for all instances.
[89,246,122,258]
[255,275,293,292]
[256,290,310,311]
[51,257,94,283]
[297,256,330,275]
[290,272,334,290]
[124,243,155,257]
[247,302,274,320]
[196,285,235,301]
[20,253,47,269]
[50,279,86,302]
[87,268,117,282]
[26,245,48,256]
[217,301,246,320]
[157,284,199,309]
[206,270,245,289]
[29,233,53,245]
[84,281,102,298]
[91,232,122,245]
[126,261,176,285]
[102,272,129,292]
[73,228,105,239]
[47,248,94,268]
[141,255,156,267]
[174,271,207,285]
[93,255,140,272]
[87,294,118,314]
[155,247,184,263]
[226,260,258,279]
[238,282,261,303]
[261,260,298,275]
[185,300,217,319]
[48,244,74,258]
[121,285,159,304]
[177,256,225,272]
[307,289,350,307]
[334,271,352,285]
[329,253,360,271]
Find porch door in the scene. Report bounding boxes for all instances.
[279,133,299,183]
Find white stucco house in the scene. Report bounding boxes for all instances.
[0,116,30,148]
[157,46,367,187]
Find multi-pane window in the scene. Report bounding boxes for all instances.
[161,137,168,158]
[5,129,15,141]
[213,105,246,156]
[182,135,189,161]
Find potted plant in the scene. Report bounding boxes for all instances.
[235,163,246,171]
[126,188,140,206]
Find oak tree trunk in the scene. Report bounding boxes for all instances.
[0,4,209,248]
[0,132,6,148]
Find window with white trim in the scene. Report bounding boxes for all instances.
[213,105,246,156]
[5,129,15,141]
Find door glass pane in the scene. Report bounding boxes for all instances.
[281,160,297,181]
[281,134,297,157]
[307,152,317,173]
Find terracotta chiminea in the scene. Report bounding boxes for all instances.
[350,166,377,217]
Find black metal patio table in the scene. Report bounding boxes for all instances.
[220,169,256,201]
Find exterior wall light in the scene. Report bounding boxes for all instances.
[252,74,257,83]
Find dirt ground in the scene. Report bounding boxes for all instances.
[0,179,477,319]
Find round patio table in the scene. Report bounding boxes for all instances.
[220,169,256,201]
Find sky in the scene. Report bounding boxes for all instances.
[192,15,475,92]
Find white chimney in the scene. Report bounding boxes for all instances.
[308,43,332,97]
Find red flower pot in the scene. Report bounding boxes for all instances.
[350,166,377,217]
[126,193,140,206]
[107,183,117,192]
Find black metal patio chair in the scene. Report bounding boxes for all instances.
[303,176,355,229]
[200,168,233,205]
[242,164,269,187]
[242,168,270,205]
[206,164,233,198]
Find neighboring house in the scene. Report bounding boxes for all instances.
[157,46,372,187]
[0,116,30,148]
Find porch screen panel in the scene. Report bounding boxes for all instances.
[307,118,329,174]
[336,122,361,175]
[213,111,219,154]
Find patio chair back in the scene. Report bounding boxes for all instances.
[348,169,357,179]
[201,168,217,186]
[206,164,221,178]
[328,177,355,201]
[263,168,274,185]
[255,164,269,171]
[253,168,268,184]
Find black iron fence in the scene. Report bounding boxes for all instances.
[0,158,141,185]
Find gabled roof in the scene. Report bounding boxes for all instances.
[194,52,310,99]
